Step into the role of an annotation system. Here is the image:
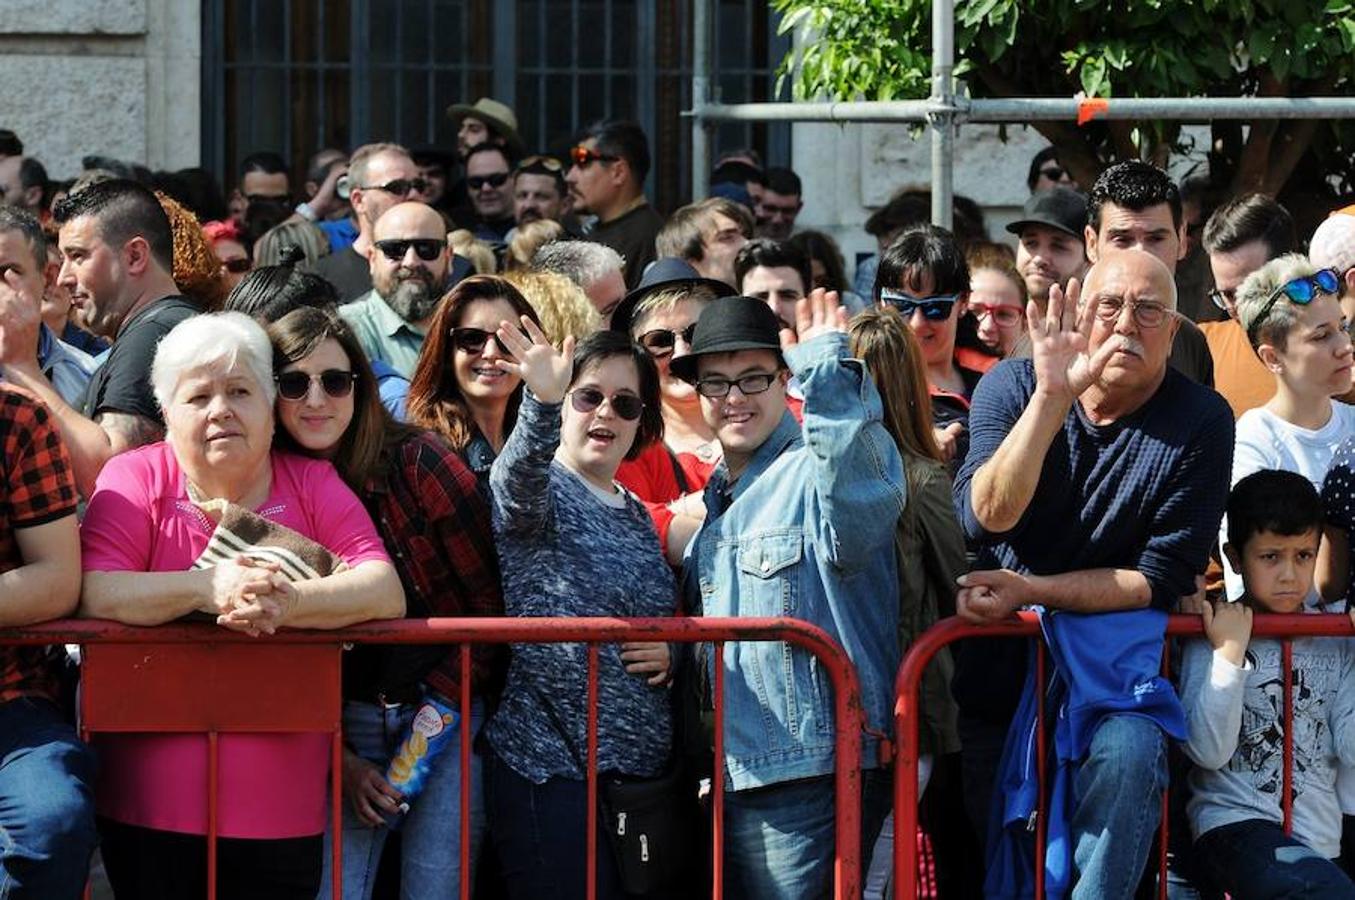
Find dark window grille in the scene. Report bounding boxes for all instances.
[202,0,789,212]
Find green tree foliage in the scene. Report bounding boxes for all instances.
[774,0,1355,199]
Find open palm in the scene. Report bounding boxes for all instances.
[1028,277,1116,400]
[493,316,574,404]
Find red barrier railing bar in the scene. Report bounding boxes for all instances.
[331,727,343,899]
[46,617,861,898]
[208,730,219,900]
[893,612,1354,900]
[586,644,600,899]
[460,643,473,900]
[712,640,725,900]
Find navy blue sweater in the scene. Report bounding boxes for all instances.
[951,360,1234,721]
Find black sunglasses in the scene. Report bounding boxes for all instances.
[450,327,516,357]
[569,387,644,420]
[222,257,252,274]
[374,239,444,262]
[276,369,357,401]
[361,177,429,197]
[467,172,511,191]
[638,324,698,358]
[1039,165,1066,182]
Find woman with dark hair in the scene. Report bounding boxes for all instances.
[223,257,340,320]
[480,322,677,899]
[875,223,993,465]
[407,275,543,488]
[267,306,503,899]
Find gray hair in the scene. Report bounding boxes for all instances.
[531,240,624,289]
[348,142,410,190]
[152,312,276,411]
[1236,253,1322,350]
[0,205,46,268]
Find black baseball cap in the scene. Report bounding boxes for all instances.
[1005,187,1088,239]
[670,295,785,384]
[609,257,731,336]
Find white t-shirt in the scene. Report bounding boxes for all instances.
[1222,402,1355,600]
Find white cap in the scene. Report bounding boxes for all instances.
[1309,207,1355,274]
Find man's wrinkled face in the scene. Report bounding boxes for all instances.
[467,150,514,221]
[369,205,450,324]
[1016,224,1087,304]
[584,268,627,325]
[1083,252,1180,395]
[513,173,565,226]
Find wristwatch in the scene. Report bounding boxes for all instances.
[295,201,319,222]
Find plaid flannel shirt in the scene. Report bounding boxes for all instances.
[0,384,78,703]
[353,431,504,702]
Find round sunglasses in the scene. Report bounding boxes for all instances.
[569,387,644,420]
[276,369,357,401]
[638,323,698,358]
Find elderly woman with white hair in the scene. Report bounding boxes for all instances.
[1220,254,1354,600]
[78,311,404,899]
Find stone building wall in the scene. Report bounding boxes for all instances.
[0,0,201,179]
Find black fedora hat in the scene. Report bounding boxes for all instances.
[669,295,784,384]
[609,257,732,335]
[1005,186,1088,239]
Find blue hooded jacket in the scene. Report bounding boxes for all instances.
[985,606,1186,899]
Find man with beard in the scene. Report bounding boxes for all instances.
[340,202,453,378]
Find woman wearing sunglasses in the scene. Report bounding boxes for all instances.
[608,262,727,563]
[480,321,676,899]
[1221,256,1355,602]
[875,224,994,466]
[408,275,544,491]
[268,306,504,899]
[966,244,1029,358]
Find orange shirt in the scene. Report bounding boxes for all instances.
[1200,319,1275,420]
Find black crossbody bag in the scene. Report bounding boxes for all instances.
[529,680,698,896]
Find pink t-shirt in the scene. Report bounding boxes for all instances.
[81,443,391,838]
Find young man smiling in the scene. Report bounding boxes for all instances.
[673,291,906,899]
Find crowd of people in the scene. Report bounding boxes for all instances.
[2,95,1355,900]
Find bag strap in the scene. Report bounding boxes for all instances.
[667,447,691,495]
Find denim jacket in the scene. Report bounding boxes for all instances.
[682,332,907,790]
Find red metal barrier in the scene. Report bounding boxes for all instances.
[893,611,1355,900]
[7,615,865,900]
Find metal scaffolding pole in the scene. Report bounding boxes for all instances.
[930,0,955,229]
[690,0,712,201]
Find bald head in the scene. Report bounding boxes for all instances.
[374,201,446,242]
[1083,249,1178,311]
[368,202,450,323]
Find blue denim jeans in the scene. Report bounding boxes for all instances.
[723,769,891,900]
[316,697,485,900]
[1070,714,1168,900]
[0,697,98,900]
[1195,818,1355,900]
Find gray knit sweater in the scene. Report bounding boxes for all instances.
[483,392,676,784]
